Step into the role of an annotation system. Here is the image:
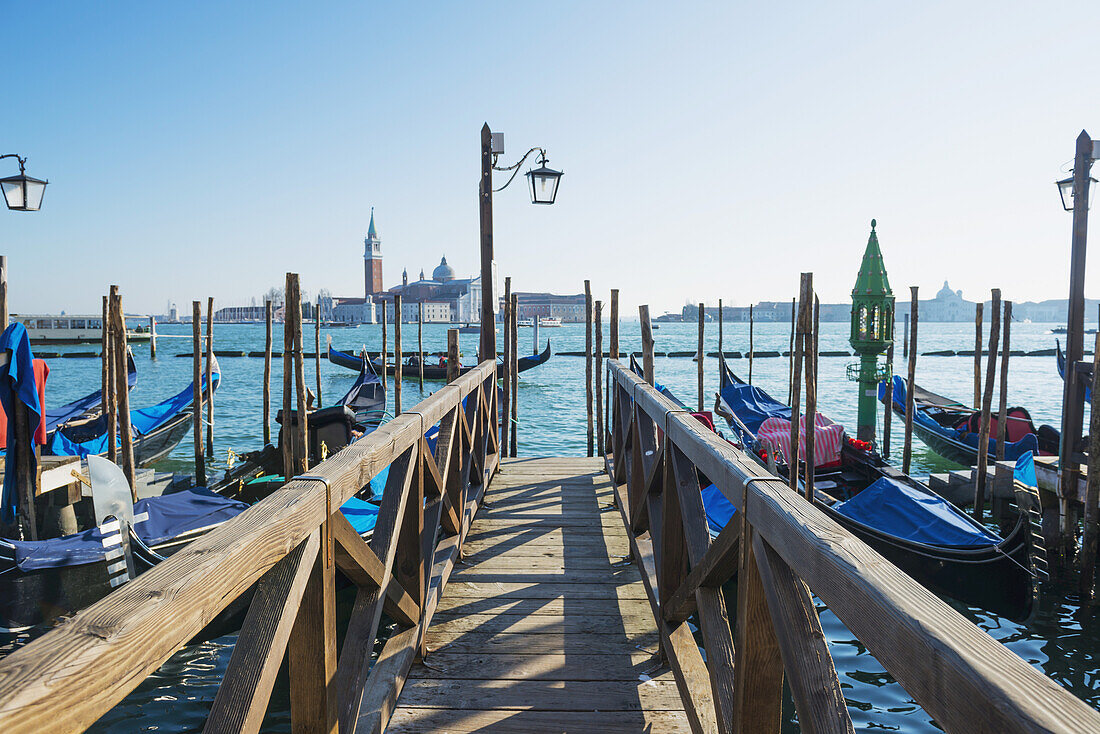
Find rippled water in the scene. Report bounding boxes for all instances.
[6,319,1099,730]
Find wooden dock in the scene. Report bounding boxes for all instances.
[388,457,689,732]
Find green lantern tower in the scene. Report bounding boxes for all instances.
[848,219,894,443]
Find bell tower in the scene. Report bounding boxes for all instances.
[364,208,383,297]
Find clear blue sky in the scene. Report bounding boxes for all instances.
[5,2,1100,316]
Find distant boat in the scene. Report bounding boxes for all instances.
[1051,326,1098,335]
[517,319,534,327]
[538,317,563,327]
[13,314,151,345]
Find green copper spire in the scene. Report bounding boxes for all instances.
[852,219,893,298]
[848,218,896,443]
[367,207,377,238]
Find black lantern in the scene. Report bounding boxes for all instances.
[526,158,563,205]
[1057,173,1097,212]
[0,156,47,212]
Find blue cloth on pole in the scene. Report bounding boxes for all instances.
[833,477,1001,547]
[701,483,737,535]
[0,323,42,526]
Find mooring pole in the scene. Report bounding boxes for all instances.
[264,300,272,446]
[996,302,1012,461]
[975,290,1002,519]
[394,294,403,417]
[1082,329,1100,599]
[192,301,206,486]
[902,287,918,475]
[205,297,214,460]
[585,280,594,458]
[749,304,754,385]
[639,305,654,385]
[510,292,518,457]
[595,299,604,457]
[501,277,512,458]
[697,302,705,412]
[149,315,157,359]
[974,302,983,409]
[447,328,460,383]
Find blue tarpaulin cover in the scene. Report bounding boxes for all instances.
[340,496,380,535]
[701,483,736,535]
[1015,451,1037,488]
[9,487,248,571]
[46,372,219,458]
[719,379,792,434]
[0,323,42,525]
[45,352,137,434]
[833,477,1001,547]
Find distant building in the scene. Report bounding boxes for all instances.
[507,292,588,323]
[332,297,375,325]
[377,256,486,323]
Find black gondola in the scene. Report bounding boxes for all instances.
[713,358,1038,621]
[327,340,552,380]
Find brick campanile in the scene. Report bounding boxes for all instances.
[364,207,383,297]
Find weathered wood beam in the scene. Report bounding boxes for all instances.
[732,521,784,734]
[753,533,853,734]
[204,532,320,734]
[331,513,418,627]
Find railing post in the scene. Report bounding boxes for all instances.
[288,522,338,733]
[733,511,783,733]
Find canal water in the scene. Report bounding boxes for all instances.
[4,319,1099,731]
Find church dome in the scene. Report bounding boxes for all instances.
[936,280,957,300]
[432,256,456,282]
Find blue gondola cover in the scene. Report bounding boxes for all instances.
[719,380,792,434]
[340,496,379,534]
[9,487,248,571]
[701,483,737,535]
[833,477,1001,547]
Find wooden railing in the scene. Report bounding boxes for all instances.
[0,360,500,734]
[605,359,1100,734]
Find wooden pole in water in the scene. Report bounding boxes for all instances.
[813,295,820,381]
[788,297,796,403]
[1082,329,1100,599]
[883,342,894,457]
[381,298,388,381]
[585,280,594,458]
[749,304,754,385]
[902,287,918,475]
[532,316,539,356]
[149,315,157,359]
[996,302,1012,461]
[103,294,116,464]
[510,292,518,457]
[903,313,909,358]
[315,299,322,407]
[417,302,424,390]
[639,305,654,385]
[394,294,403,417]
[975,289,1001,520]
[974,302,984,409]
[595,299,604,457]
[263,300,272,446]
[447,328,459,383]
[111,291,137,496]
[790,277,809,493]
[609,289,619,360]
[205,297,214,460]
[193,300,206,485]
[501,278,511,458]
[697,302,705,412]
[718,298,723,356]
[291,277,309,472]
[281,277,294,479]
[804,279,817,502]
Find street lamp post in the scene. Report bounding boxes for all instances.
[1058,129,1099,565]
[477,123,563,362]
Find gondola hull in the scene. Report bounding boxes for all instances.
[328,341,552,379]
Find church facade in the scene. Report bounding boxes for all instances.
[376,256,485,323]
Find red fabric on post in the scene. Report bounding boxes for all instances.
[0,359,50,448]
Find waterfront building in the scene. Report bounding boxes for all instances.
[376,256,486,323]
[508,292,588,323]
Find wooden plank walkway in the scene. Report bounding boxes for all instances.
[387,457,691,733]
